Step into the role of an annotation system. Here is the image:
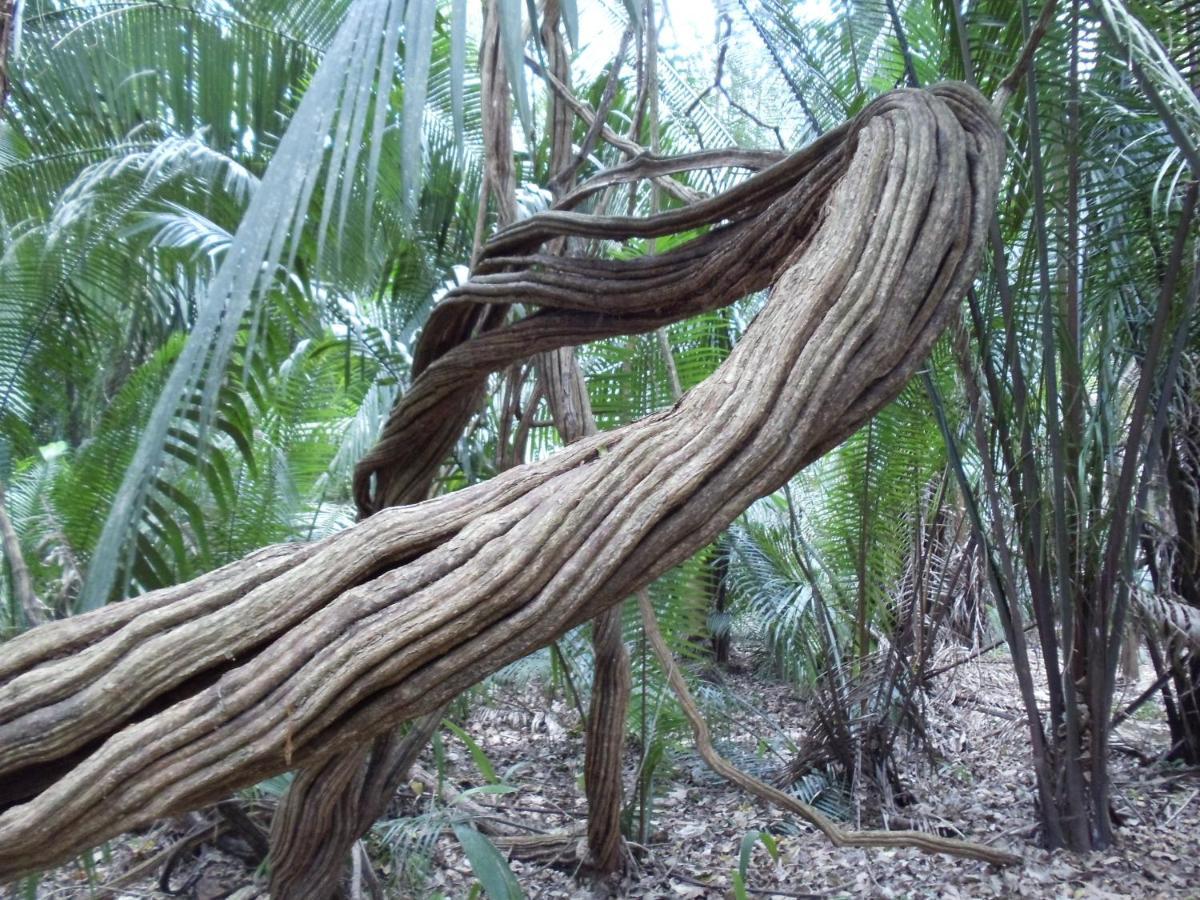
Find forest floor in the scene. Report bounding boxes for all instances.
[23,643,1200,899]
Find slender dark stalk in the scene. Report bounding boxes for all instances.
[946,0,977,87]
[1063,0,1084,509]
[993,0,1061,113]
[0,0,13,117]
[988,218,1068,761]
[1021,0,1092,849]
[638,625,649,844]
[923,370,1063,845]
[1091,0,1200,177]
[924,623,1038,680]
[939,9,1078,832]
[1093,187,1198,831]
[1110,670,1174,730]
[551,642,588,726]
[549,29,632,193]
[735,0,823,135]
[1096,187,1197,656]
[1105,248,1200,754]
[855,419,876,666]
[885,0,920,87]
[962,0,1070,766]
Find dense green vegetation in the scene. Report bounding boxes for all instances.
[1,0,1198,893]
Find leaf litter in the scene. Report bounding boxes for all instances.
[26,646,1200,899]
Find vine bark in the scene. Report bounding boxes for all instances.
[0,82,1003,881]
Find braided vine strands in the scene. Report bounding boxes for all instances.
[266,711,442,899]
[537,346,632,873]
[0,83,1003,881]
[352,123,850,512]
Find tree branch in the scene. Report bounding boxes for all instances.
[529,55,704,207]
[992,0,1061,115]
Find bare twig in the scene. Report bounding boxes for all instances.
[680,16,786,150]
[529,56,703,206]
[1110,669,1174,729]
[1164,789,1198,826]
[992,0,1061,114]
[548,29,633,193]
[923,623,1036,679]
[734,0,823,135]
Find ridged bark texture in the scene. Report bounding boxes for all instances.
[0,83,1004,881]
[538,345,630,874]
[534,4,632,871]
[267,712,441,899]
[263,6,521,889]
[583,604,630,872]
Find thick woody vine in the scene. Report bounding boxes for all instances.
[0,77,1012,881]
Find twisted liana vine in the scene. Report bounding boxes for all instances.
[0,81,1005,880]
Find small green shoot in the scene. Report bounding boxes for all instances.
[452,823,524,899]
[732,829,781,898]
